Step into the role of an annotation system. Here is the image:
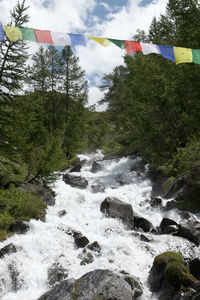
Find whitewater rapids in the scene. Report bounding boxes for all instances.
[0,151,200,300]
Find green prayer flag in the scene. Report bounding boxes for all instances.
[19,27,37,42]
[108,38,124,49]
[192,49,200,65]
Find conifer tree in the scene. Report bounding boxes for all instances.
[59,46,88,157]
[0,0,29,99]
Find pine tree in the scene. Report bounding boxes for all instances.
[0,0,29,99]
[59,46,88,157]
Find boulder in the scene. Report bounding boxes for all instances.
[189,258,200,280]
[8,221,29,234]
[62,174,88,189]
[20,183,55,206]
[164,200,178,210]
[148,251,200,300]
[0,243,17,259]
[90,184,105,193]
[73,232,89,248]
[68,158,85,173]
[100,197,134,229]
[48,262,68,286]
[134,216,153,233]
[37,269,143,300]
[176,218,200,246]
[78,252,94,265]
[160,218,178,234]
[91,161,101,173]
[151,178,166,198]
[58,210,67,217]
[130,159,145,176]
[150,197,162,208]
[87,241,101,253]
[163,174,189,199]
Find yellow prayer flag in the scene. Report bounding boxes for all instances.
[174,47,193,64]
[88,36,112,47]
[3,25,22,42]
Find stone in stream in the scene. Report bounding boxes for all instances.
[90,161,101,173]
[159,218,179,234]
[37,269,143,300]
[189,258,200,280]
[100,196,134,229]
[176,218,200,246]
[62,174,88,189]
[48,261,68,286]
[0,243,17,259]
[73,231,89,248]
[134,216,154,233]
[148,251,200,300]
[8,221,29,234]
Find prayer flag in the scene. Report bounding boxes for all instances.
[3,25,22,42]
[34,29,53,44]
[157,45,175,62]
[174,47,193,64]
[140,43,159,55]
[88,36,112,47]
[19,27,37,42]
[108,38,125,49]
[0,24,5,42]
[51,31,70,46]
[124,41,142,54]
[68,34,86,47]
[192,49,200,65]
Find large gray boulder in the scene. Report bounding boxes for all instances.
[37,269,143,300]
[19,183,55,206]
[100,197,134,229]
[176,218,200,246]
[63,174,88,189]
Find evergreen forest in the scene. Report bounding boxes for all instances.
[1,0,200,238]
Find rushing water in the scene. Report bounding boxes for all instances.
[0,151,200,300]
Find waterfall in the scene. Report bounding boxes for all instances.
[0,151,200,300]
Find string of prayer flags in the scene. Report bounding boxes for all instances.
[1,24,200,65]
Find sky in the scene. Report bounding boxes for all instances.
[0,0,168,110]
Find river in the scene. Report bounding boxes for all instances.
[0,151,200,299]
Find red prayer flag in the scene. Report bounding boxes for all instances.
[124,41,142,54]
[34,29,53,44]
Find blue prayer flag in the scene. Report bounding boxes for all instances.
[157,45,175,62]
[0,24,5,42]
[68,34,86,47]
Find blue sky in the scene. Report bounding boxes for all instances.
[0,0,168,110]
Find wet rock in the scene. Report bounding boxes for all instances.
[130,159,145,176]
[160,218,178,234]
[149,251,200,300]
[8,221,29,234]
[163,174,189,199]
[91,161,101,173]
[164,200,178,210]
[73,232,89,248]
[68,158,85,173]
[134,216,153,233]
[79,252,94,265]
[189,258,200,280]
[62,174,88,189]
[100,197,134,229]
[179,211,191,220]
[115,173,127,185]
[37,269,143,300]
[8,261,22,292]
[20,183,55,206]
[0,243,17,259]
[48,261,68,286]
[90,184,105,193]
[150,196,162,207]
[163,225,179,235]
[176,218,200,246]
[140,234,150,242]
[87,241,101,253]
[58,210,67,217]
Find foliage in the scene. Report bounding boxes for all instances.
[0,186,46,230]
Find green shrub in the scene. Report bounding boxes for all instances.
[0,186,47,231]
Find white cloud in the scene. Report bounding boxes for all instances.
[88,86,106,111]
[0,0,168,109]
